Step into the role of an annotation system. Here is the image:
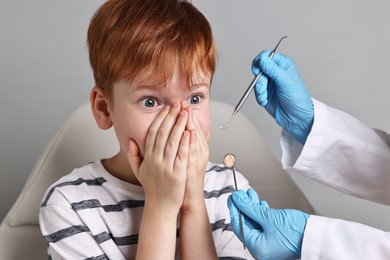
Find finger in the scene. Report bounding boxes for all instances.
[193,115,209,168]
[266,51,292,69]
[153,102,181,160]
[253,51,272,107]
[127,138,142,178]
[192,114,205,137]
[145,105,170,158]
[192,114,208,147]
[182,101,194,131]
[182,104,198,161]
[173,130,190,173]
[186,112,208,162]
[260,200,270,208]
[254,73,269,107]
[231,190,265,222]
[205,131,211,143]
[259,52,294,84]
[247,189,260,204]
[182,102,207,147]
[164,109,189,167]
[186,129,197,174]
[251,50,271,76]
[258,54,281,81]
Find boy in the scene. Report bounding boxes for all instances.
[39,0,253,259]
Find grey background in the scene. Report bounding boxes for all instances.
[1,0,389,231]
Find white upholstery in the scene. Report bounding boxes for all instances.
[0,100,314,259]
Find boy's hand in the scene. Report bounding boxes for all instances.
[127,102,190,213]
[181,101,210,213]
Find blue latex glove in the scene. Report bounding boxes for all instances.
[252,51,314,144]
[227,189,309,260]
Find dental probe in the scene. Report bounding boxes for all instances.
[220,36,287,129]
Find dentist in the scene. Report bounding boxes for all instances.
[228,51,390,259]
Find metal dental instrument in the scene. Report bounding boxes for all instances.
[220,36,287,129]
[224,153,246,249]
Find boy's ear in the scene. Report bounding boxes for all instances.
[90,86,113,130]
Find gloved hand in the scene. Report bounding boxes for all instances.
[227,189,309,260]
[252,51,314,144]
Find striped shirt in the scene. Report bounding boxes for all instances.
[39,160,254,259]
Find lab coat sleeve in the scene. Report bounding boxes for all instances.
[301,215,390,260]
[280,99,390,205]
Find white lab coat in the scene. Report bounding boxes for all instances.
[280,99,390,259]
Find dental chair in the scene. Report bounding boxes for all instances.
[0,100,314,259]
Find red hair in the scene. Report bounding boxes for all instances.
[88,0,216,100]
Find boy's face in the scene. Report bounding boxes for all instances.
[108,69,211,158]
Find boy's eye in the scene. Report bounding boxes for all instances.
[140,98,158,107]
[188,95,201,105]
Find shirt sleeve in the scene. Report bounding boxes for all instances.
[280,99,390,205]
[302,215,390,260]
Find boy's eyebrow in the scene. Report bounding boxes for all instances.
[129,79,165,92]
[133,82,162,91]
[191,81,210,87]
[188,83,210,90]
[133,81,210,92]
